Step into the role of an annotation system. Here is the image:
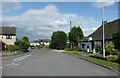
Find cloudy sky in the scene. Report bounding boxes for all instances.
[1,1,118,41]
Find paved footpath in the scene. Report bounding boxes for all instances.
[1,49,118,76]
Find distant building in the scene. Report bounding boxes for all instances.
[30,40,40,47]
[78,19,120,52]
[30,39,50,47]
[39,39,50,46]
[0,26,16,50]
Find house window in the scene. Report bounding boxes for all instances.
[6,35,12,39]
[81,44,85,49]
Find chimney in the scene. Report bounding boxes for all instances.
[102,21,107,25]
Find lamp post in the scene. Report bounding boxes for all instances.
[102,1,105,58]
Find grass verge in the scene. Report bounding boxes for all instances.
[64,51,90,55]
[83,56,119,70]
[0,51,22,57]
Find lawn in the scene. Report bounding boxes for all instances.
[64,51,90,55]
[83,56,119,70]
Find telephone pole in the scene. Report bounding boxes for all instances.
[69,16,72,48]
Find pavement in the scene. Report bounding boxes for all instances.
[1,49,118,76]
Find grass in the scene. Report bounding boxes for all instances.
[64,51,90,55]
[83,56,119,70]
[0,51,22,57]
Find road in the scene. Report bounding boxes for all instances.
[1,49,118,76]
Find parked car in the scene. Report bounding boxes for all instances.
[30,45,35,49]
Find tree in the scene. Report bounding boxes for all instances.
[112,32,120,51]
[22,36,30,51]
[50,31,67,49]
[14,36,30,52]
[69,26,84,47]
[14,39,23,50]
[22,36,29,42]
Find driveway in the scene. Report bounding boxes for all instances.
[2,49,118,76]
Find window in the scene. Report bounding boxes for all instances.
[6,35,12,39]
[81,44,85,49]
[87,45,89,48]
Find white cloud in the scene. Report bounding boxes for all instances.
[92,0,116,8]
[1,1,21,13]
[2,4,100,41]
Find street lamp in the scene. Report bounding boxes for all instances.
[102,1,105,58]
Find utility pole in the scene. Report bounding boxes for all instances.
[69,16,72,48]
[69,16,72,30]
[102,1,105,58]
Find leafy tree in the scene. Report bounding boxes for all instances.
[69,26,84,46]
[112,32,120,51]
[14,36,30,51]
[22,36,30,51]
[14,39,23,50]
[22,36,29,42]
[50,31,67,49]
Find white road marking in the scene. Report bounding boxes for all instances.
[1,53,31,69]
[5,64,11,66]
[13,54,31,62]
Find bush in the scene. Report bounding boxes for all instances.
[64,47,81,51]
[105,42,117,55]
[64,48,73,51]
[72,47,81,51]
[90,53,119,63]
[6,45,18,52]
[112,32,120,51]
[14,36,30,52]
[106,55,118,62]
[65,43,71,48]
[90,53,106,60]
[95,43,102,52]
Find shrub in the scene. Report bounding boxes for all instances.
[90,53,106,60]
[106,55,118,62]
[65,43,71,48]
[6,45,18,52]
[14,36,30,52]
[105,42,117,55]
[95,43,102,52]
[72,46,81,51]
[64,48,73,51]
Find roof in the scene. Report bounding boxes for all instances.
[0,26,16,35]
[39,39,50,42]
[79,19,120,42]
[32,39,50,43]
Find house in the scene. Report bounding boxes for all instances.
[39,39,50,46]
[0,26,16,50]
[30,40,41,47]
[30,39,50,48]
[78,19,120,53]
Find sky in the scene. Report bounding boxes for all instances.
[1,1,118,41]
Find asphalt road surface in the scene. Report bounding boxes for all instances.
[1,49,118,76]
